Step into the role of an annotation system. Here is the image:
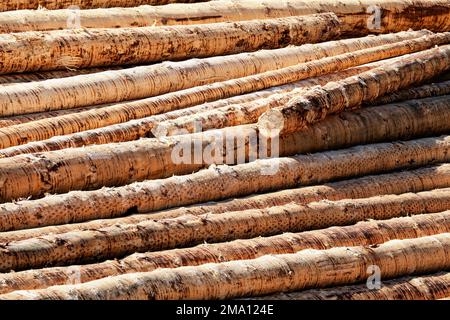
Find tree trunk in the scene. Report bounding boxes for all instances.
[1,188,450,271]
[0,14,340,74]
[0,0,448,34]
[0,123,448,201]
[0,31,427,117]
[1,234,448,299]
[258,44,450,134]
[1,163,449,241]
[0,212,447,294]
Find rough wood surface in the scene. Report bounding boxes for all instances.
[0,212,447,294]
[369,80,450,105]
[2,35,447,152]
[1,188,449,272]
[0,31,427,117]
[0,32,443,149]
[0,136,448,222]
[0,67,123,86]
[0,0,448,34]
[0,66,372,129]
[3,88,449,158]
[256,272,450,300]
[0,0,207,11]
[0,14,340,74]
[2,163,449,241]
[1,234,448,300]
[258,44,450,134]
[161,87,450,136]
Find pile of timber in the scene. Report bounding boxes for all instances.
[0,0,448,300]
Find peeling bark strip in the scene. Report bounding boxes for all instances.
[0,212,447,294]
[0,31,428,117]
[0,188,449,271]
[0,66,373,129]
[0,0,207,11]
[0,0,448,34]
[256,272,450,300]
[2,163,450,241]
[0,135,449,220]
[0,14,341,74]
[1,234,449,300]
[258,44,450,134]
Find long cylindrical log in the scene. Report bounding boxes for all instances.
[369,80,450,105]
[0,0,448,33]
[0,125,449,202]
[0,63,380,147]
[0,32,445,147]
[0,188,450,271]
[0,55,406,130]
[0,134,448,209]
[1,58,400,129]
[0,96,449,230]
[2,72,445,157]
[0,212,447,294]
[276,96,450,156]
[256,272,450,300]
[1,234,449,300]
[0,14,341,74]
[258,44,450,134]
[0,53,407,130]
[0,1,207,11]
[162,90,450,137]
[162,89,301,135]
[2,95,449,168]
[0,31,429,118]
[0,65,373,129]
[2,163,450,241]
